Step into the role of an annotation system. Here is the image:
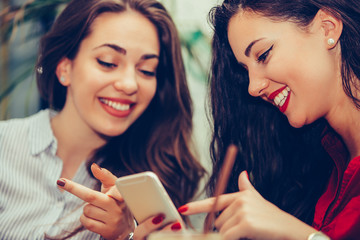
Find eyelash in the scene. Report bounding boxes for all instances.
[140,70,156,77]
[97,59,156,77]
[97,59,117,68]
[257,45,273,63]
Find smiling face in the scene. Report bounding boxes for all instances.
[57,10,159,137]
[228,10,343,128]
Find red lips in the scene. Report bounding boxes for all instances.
[268,86,287,100]
[99,97,135,118]
[268,86,290,113]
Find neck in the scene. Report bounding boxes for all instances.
[326,96,360,160]
[51,107,107,178]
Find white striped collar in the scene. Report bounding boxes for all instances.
[28,109,58,156]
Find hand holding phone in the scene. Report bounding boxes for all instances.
[115,171,183,226]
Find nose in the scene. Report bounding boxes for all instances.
[113,67,138,95]
[247,69,269,97]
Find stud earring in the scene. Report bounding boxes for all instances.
[327,38,335,46]
[36,66,43,74]
[60,76,66,83]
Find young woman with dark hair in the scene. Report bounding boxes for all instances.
[0,0,205,239]
[180,0,360,239]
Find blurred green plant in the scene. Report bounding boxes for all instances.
[0,0,210,120]
[181,29,211,83]
[0,0,69,119]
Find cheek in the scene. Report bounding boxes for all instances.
[269,48,318,87]
[266,57,296,82]
[68,72,106,108]
[266,44,300,79]
[296,56,332,92]
[69,63,99,87]
[142,80,157,102]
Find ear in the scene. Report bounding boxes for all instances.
[55,58,72,86]
[316,9,343,50]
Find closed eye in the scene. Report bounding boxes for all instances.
[257,45,273,63]
[97,59,117,68]
[140,70,156,77]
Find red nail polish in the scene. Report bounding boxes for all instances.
[57,179,66,187]
[152,214,165,224]
[178,205,188,213]
[245,171,249,180]
[171,222,182,231]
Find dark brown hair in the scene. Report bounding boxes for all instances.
[37,0,205,237]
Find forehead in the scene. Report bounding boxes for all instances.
[228,11,298,59]
[228,11,277,45]
[83,10,160,54]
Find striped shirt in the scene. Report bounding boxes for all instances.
[0,109,99,239]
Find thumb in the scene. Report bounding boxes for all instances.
[238,170,256,192]
[106,185,123,202]
[91,163,118,189]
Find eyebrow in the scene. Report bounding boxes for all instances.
[95,43,127,54]
[141,54,159,61]
[244,38,264,57]
[94,43,159,60]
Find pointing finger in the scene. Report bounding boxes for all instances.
[178,192,239,215]
[57,178,110,207]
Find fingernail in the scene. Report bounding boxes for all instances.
[152,214,165,224]
[92,163,102,170]
[57,179,66,187]
[171,222,182,231]
[177,205,188,213]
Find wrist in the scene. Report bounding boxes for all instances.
[307,231,331,240]
[115,217,136,240]
[100,232,134,240]
[115,232,134,240]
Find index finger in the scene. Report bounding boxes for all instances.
[180,192,239,215]
[57,178,110,207]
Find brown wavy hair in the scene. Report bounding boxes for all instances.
[37,0,205,237]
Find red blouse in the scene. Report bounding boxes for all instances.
[312,129,360,240]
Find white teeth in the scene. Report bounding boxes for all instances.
[274,96,281,105]
[100,98,130,111]
[283,89,288,97]
[273,87,290,107]
[279,98,285,107]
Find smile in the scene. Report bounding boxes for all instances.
[268,86,291,113]
[274,86,290,107]
[99,98,130,111]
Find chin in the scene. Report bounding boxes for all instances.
[97,125,129,138]
[105,129,128,137]
[287,117,306,129]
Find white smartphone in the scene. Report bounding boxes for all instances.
[115,171,183,226]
